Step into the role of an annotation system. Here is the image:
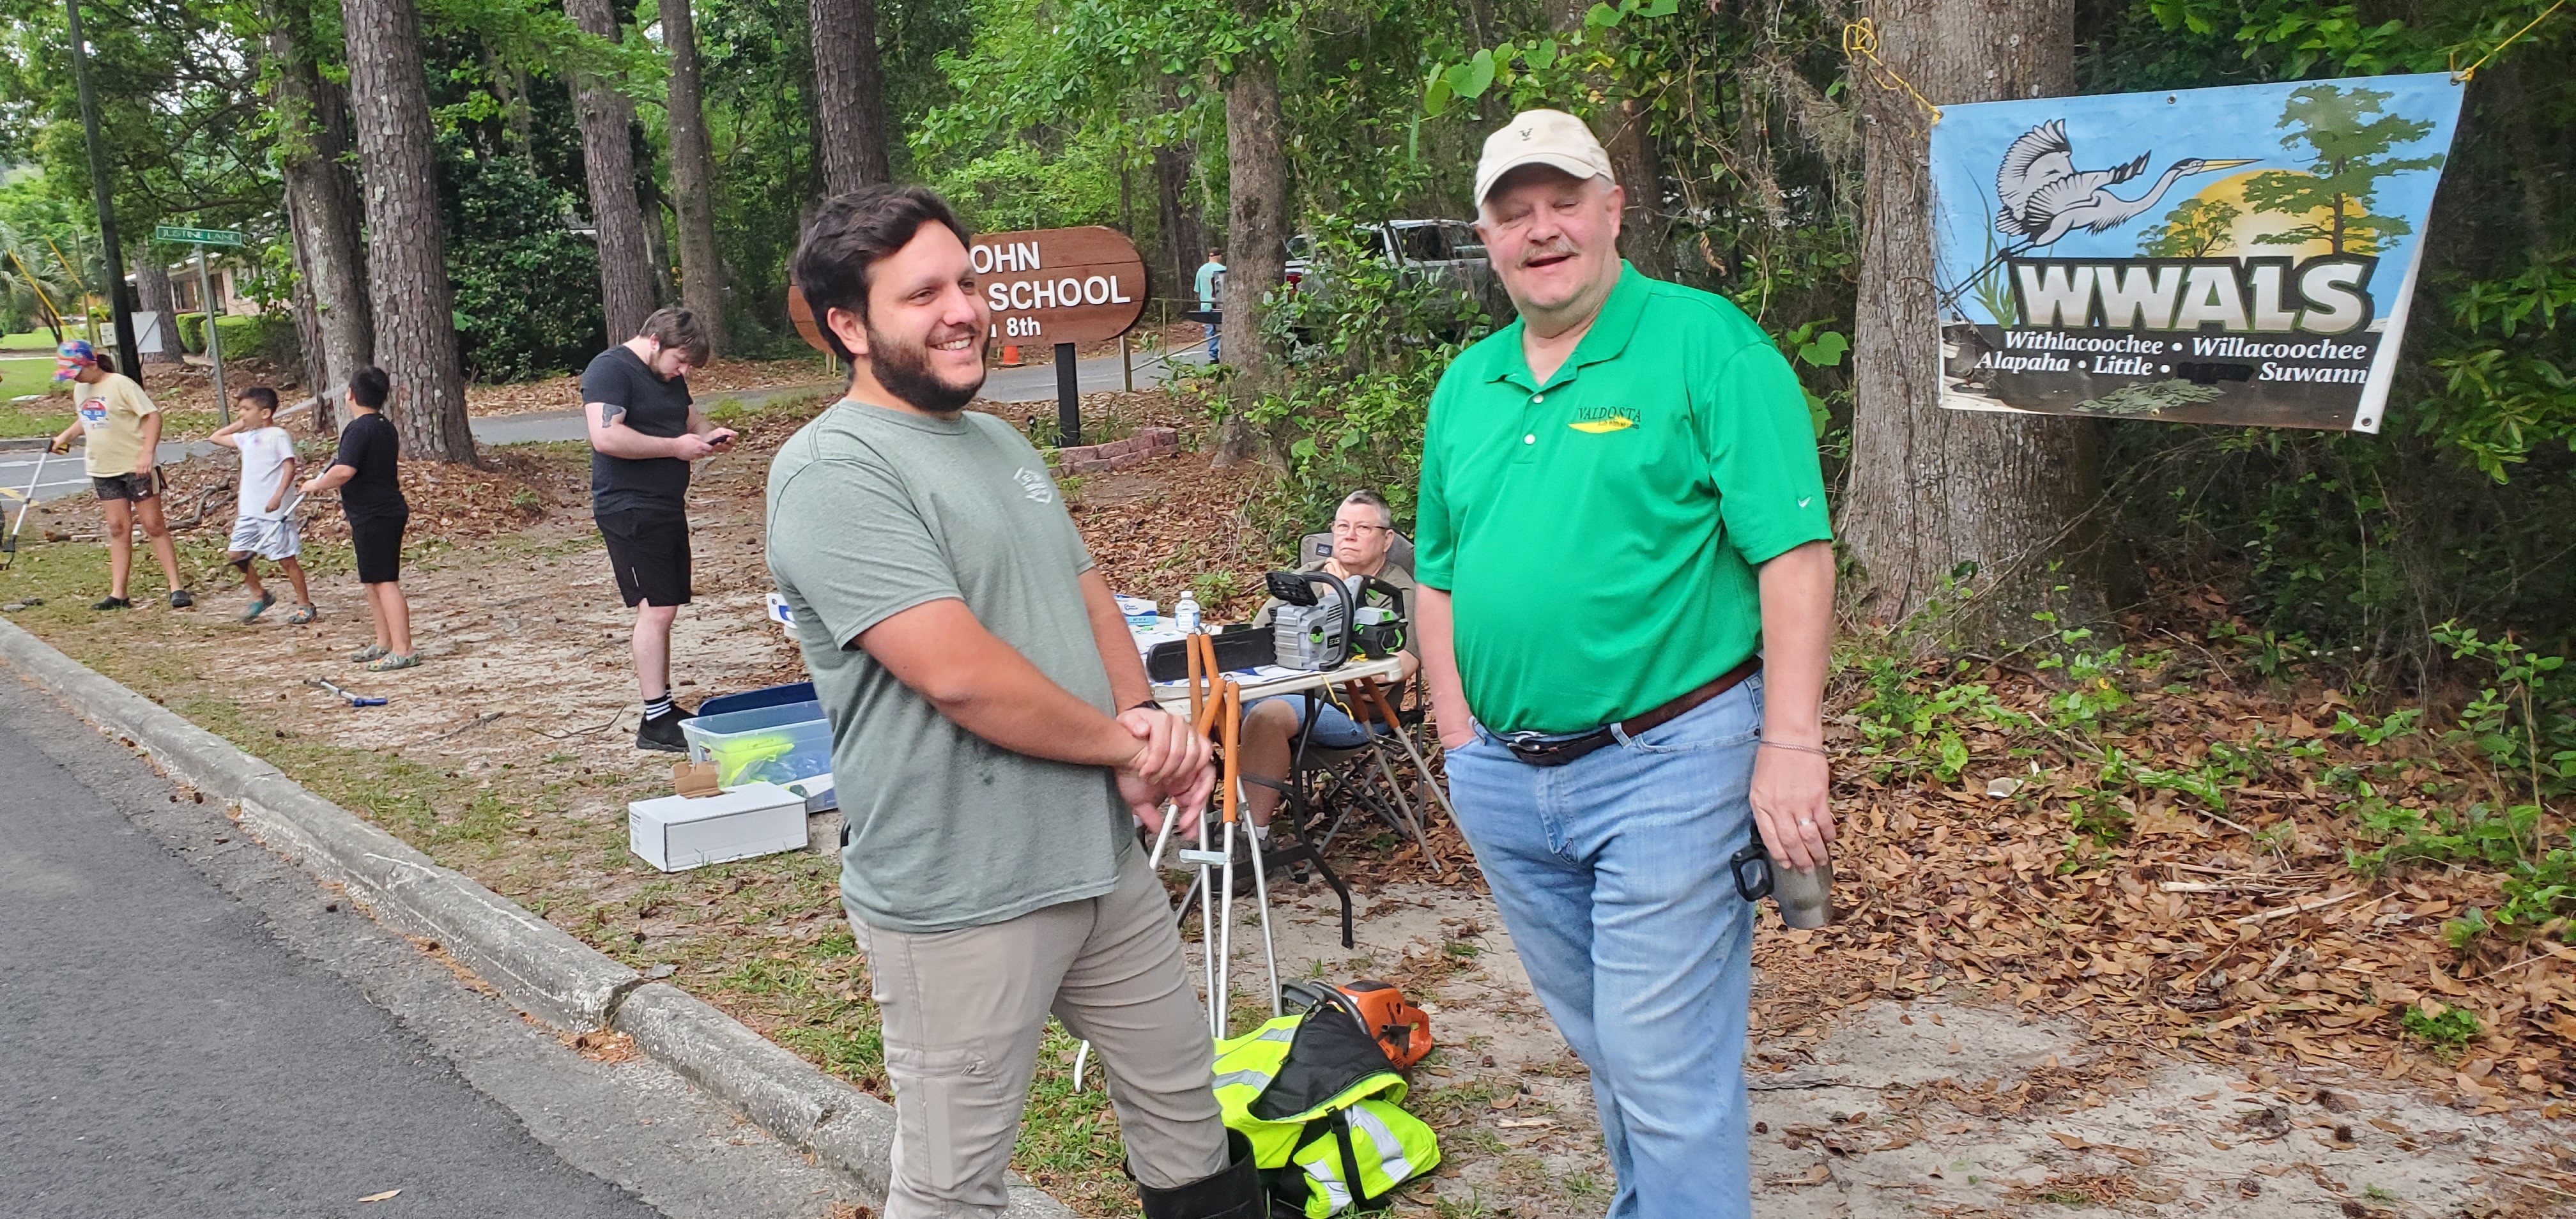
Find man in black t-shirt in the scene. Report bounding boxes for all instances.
[300,365,417,670]
[583,307,735,751]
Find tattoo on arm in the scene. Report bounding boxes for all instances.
[597,402,626,429]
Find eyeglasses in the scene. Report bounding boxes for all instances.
[1330,521,1390,536]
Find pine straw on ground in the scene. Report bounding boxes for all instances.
[66,441,592,549]
[464,358,832,416]
[1735,640,2576,1121]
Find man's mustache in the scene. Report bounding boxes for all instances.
[1519,239,1580,266]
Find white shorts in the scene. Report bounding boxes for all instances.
[227,514,301,561]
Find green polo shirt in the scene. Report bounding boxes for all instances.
[1414,264,1831,734]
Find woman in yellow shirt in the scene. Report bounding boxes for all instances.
[48,341,191,610]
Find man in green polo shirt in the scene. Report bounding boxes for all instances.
[1413,109,1837,1219]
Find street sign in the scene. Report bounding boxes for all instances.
[151,224,243,247]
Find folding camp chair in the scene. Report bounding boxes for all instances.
[1269,678,1444,870]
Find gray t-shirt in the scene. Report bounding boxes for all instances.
[765,400,1127,933]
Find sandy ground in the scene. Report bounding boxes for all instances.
[1154,878,2565,1216]
[7,395,2570,1216]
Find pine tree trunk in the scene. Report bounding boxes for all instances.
[1153,75,1204,296]
[130,251,181,367]
[566,0,656,342]
[266,0,372,411]
[661,0,727,356]
[1215,48,1285,467]
[1841,0,2094,647]
[1601,98,1672,279]
[1541,0,1671,278]
[807,0,890,196]
[640,171,677,305]
[341,0,475,463]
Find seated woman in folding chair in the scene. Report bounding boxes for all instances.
[1240,489,1419,836]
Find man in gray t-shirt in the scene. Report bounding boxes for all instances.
[767,186,1261,1219]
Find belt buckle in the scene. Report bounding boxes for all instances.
[1499,730,1563,765]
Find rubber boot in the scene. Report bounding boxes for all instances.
[1138,1129,1264,1219]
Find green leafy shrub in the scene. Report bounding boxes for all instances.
[1227,217,1497,538]
[438,148,604,383]
[2398,1002,2481,1049]
[177,312,299,366]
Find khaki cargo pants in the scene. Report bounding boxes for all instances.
[854,848,1230,1218]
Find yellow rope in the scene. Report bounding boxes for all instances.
[2454,0,2568,82]
[1842,19,1943,126]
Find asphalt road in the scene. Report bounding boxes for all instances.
[0,347,1202,507]
[0,672,862,1218]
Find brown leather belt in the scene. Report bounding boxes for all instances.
[1495,657,1763,767]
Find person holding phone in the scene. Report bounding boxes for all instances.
[581,307,737,751]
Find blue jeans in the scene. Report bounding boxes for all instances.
[1441,674,1763,1219]
[1246,694,1379,749]
[1204,320,1220,363]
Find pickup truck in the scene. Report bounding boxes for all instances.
[1283,220,1512,325]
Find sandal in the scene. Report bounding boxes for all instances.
[349,643,388,663]
[286,604,319,625]
[365,653,420,672]
[241,591,277,623]
[93,595,132,611]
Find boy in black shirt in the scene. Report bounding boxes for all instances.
[300,366,417,670]
[582,307,734,750]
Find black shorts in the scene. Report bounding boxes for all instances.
[597,508,691,608]
[349,511,408,585]
[91,469,162,502]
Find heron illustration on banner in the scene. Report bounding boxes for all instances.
[1992,121,2256,250]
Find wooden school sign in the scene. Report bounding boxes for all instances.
[788,225,1149,351]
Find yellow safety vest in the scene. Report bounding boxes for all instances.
[1210,1011,1441,1215]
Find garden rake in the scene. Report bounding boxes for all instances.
[1,446,48,572]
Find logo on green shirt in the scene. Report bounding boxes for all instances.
[1568,406,1637,434]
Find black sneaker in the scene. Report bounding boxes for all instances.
[635,706,696,753]
[169,589,194,609]
[93,595,132,611]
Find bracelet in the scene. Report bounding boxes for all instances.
[1125,700,1162,714]
[1759,739,1830,758]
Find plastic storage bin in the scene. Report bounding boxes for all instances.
[680,700,834,788]
[698,681,817,719]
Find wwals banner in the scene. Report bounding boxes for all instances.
[1929,73,2463,433]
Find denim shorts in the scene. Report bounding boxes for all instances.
[1247,694,1381,749]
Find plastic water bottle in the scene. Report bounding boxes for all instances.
[1175,592,1202,634]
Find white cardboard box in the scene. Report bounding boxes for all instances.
[629,781,807,872]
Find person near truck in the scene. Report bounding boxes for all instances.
[581,307,735,752]
[47,341,192,611]
[1194,249,1225,364]
[766,184,1263,1219]
[1411,109,1837,1219]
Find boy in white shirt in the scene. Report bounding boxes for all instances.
[209,387,315,624]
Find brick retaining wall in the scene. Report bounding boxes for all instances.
[1052,426,1180,475]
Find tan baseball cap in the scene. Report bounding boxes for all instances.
[1474,109,1614,208]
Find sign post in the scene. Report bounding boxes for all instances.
[788,226,1149,447]
[153,224,245,424]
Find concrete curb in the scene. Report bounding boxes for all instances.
[0,617,1073,1218]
